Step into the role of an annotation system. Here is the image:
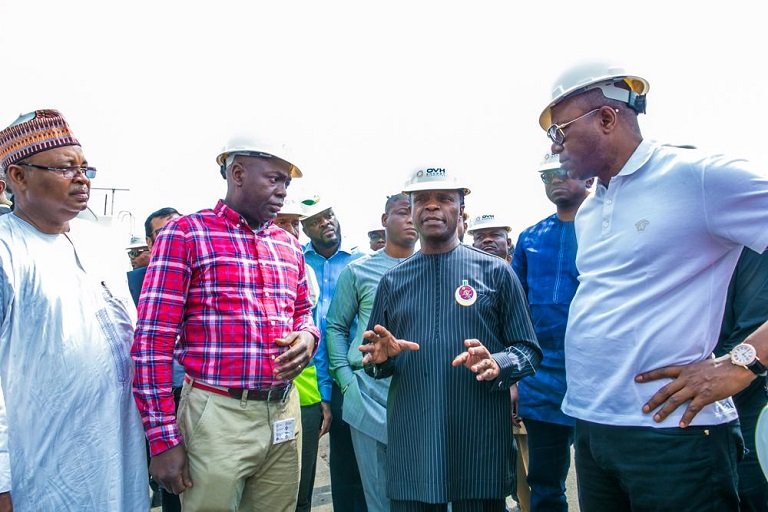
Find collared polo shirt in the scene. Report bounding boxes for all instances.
[563,140,768,427]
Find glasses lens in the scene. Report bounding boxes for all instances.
[547,125,565,144]
[541,169,568,184]
[84,167,97,179]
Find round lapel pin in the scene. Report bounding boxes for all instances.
[455,279,477,306]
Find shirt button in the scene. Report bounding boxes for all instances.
[265,291,270,296]
[606,199,613,205]
[602,220,609,227]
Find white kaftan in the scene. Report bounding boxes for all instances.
[0,214,148,511]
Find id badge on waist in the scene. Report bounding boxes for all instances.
[273,418,297,444]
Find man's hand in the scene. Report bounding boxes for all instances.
[509,383,522,428]
[359,325,419,365]
[274,331,316,381]
[451,339,500,381]
[636,355,755,427]
[149,444,192,495]
[0,491,12,512]
[319,401,332,437]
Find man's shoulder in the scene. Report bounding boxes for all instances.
[520,213,559,237]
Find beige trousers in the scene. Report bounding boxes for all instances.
[515,422,531,512]
[178,381,302,511]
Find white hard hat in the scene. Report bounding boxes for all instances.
[538,152,561,172]
[402,166,471,195]
[539,61,650,129]
[467,213,511,234]
[367,224,385,237]
[276,200,307,219]
[301,197,333,220]
[216,135,302,178]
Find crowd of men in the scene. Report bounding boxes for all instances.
[0,60,767,512]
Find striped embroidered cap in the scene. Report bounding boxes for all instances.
[0,110,80,171]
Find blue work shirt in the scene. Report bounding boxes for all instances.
[512,214,578,426]
[304,240,364,402]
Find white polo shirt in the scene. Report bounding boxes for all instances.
[563,140,768,427]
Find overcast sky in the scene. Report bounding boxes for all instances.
[1,2,764,249]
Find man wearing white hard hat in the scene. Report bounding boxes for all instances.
[468,213,513,261]
[132,136,319,511]
[540,61,768,510]
[273,197,329,512]
[367,226,386,253]
[360,166,541,511]
[510,152,592,512]
[301,201,367,512]
[467,213,531,512]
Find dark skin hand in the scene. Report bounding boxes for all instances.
[359,324,420,364]
[509,383,523,428]
[0,491,11,512]
[319,402,332,437]
[636,355,755,427]
[150,444,192,495]
[274,331,316,380]
[451,338,501,381]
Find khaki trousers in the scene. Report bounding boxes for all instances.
[178,381,302,511]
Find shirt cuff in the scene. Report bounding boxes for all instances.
[147,425,183,457]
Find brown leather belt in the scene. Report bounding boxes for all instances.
[186,377,291,402]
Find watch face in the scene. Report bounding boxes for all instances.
[732,344,757,365]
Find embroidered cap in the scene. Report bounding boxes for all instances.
[0,110,80,171]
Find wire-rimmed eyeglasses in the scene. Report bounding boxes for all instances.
[17,162,97,179]
[546,107,618,145]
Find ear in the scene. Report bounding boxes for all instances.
[380,212,388,228]
[146,236,154,250]
[229,161,246,187]
[5,165,28,193]
[599,106,619,132]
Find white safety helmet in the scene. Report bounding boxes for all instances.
[538,152,562,172]
[276,200,307,219]
[216,135,302,179]
[539,62,650,129]
[301,198,333,220]
[467,213,511,234]
[402,166,471,195]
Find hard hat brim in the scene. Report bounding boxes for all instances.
[216,151,303,178]
[402,182,471,195]
[538,74,649,130]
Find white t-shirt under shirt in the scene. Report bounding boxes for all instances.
[563,140,768,427]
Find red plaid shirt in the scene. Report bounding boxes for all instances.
[132,200,319,455]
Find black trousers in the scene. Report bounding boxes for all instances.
[574,419,742,511]
[329,382,367,512]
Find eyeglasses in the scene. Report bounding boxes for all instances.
[539,168,569,184]
[17,162,97,179]
[127,247,149,258]
[546,107,617,145]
